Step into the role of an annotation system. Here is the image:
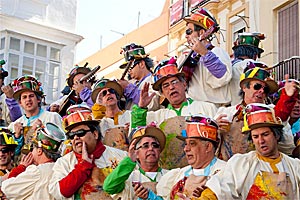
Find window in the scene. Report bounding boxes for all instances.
[50,47,60,61]
[8,53,19,80]
[37,44,47,57]
[24,41,35,55]
[9,37,20,51]
[0,38,5,50]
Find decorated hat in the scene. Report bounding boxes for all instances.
[240,67,278,94]
[66,64,92,87]
[184,8,218,30]
[128,124,166,151]
[119,43,149,69]
[11,75,43,100]
[91,79,123,103]
[152,57,184,91]
[32,123,66,152]
[178,114,219,143]
[0,127,18,149]
[242,103,283,132]
[63,105,99,131]
[233,32,265,54]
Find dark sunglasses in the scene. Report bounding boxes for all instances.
[68,129,91,140]
[0,147,12,154]
[185,28,193,35]
[136,142,160,150]
[100,88,116,97]
[129,61,140,70]
[253,83,270,94]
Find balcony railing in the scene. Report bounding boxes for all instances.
[270,56,300,81]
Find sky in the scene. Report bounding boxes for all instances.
[75,0,166,63]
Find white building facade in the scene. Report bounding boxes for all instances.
[0,0,83,103]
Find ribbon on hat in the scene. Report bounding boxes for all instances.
[3,132,18,145]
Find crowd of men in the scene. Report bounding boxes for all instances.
[0,7,299,200]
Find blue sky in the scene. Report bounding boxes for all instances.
[75,0,165,63]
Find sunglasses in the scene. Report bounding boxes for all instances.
[100,88,116,97]
[136,142,160,150]
[0,147,12,154]
[185,29,193,35]
[68,129,91,140]
[161,79,180,89]
[129,61,140,70]
[253,83,270,94]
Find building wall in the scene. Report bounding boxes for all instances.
[0,0,83,103]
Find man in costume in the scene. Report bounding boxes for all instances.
[200,103,300,199]
[215,66,298,160]
[103,125,168,199]
[91,79,130,150]
[8,75,62,157]
[49,106,127,199]
[182,8,232,107]
[118,43,161,111]
[230,32,266,105]
[2,123,65,199]
[140,115,226,199]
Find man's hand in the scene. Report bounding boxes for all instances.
[32,119,43,131]
[284,74,297,97]
[138,83,155,108]
[133,183,149,199]
[128,138,138,162]
[82,142,93,164]
[20,152,34,167]
[190,37,208,56]
[14,122,23,138]
[72,80,88,95]
[215,114,231,133]
[1,85,14,99]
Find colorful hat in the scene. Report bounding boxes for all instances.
[63,106,99,131]
[184,8,219,31]
[119,43,149,69]
[152,57,184,91]
[240,67,278,94]
[0,127,18,149]
[128,124,166,151]
[11,75,43,100]
[66,65,92,87]
[91,79,123,103]
[32,123,66,152]
[178,114,219,143]
[233,32,265,54]
[242,103,283,132]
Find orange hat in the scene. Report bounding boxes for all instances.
[184,8,218,30]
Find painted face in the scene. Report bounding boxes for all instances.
[69,124,98,154]
[0,146,13,167]
[184,138,209,168]
[251,127,279,158]
[19,91,40,114]
[161,76,187,108]
[243,80,268,104]
[135,137,161,166]
[98,87,118,107]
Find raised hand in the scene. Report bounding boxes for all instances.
[128,138,138,162]
[284,74,297,97]
[138,82,156,108]
[20,152,34,167]
[82,142,93,164]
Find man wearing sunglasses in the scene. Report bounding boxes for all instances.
[182,8,232,108]
[91,79,131,150]
[215,66,298,161]
[49,108,126,199]
[117,43,161,111]
[103,125,169,200]
[1,123,65,200]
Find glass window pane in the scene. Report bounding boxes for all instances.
[49,62,59,76]
[8,53,19,68]
[37,44,47,57]
[50,47,60,61]
[9,37,20,51]
[11,68,18,80]
[36,60,46,73]
[0,38,5,50]
[24,41,35,55]
[22,69,33,76]
[0,54,3,61]
[23,57,34,71]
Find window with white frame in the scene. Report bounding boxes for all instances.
[1,34,62,103]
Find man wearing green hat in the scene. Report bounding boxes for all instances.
[1,123,65,199]
[230,32,266,105]
[103,125,168,199]
[117,43,161,111]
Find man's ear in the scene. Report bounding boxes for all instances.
[92,130,99,140]
[37,148,43,156]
